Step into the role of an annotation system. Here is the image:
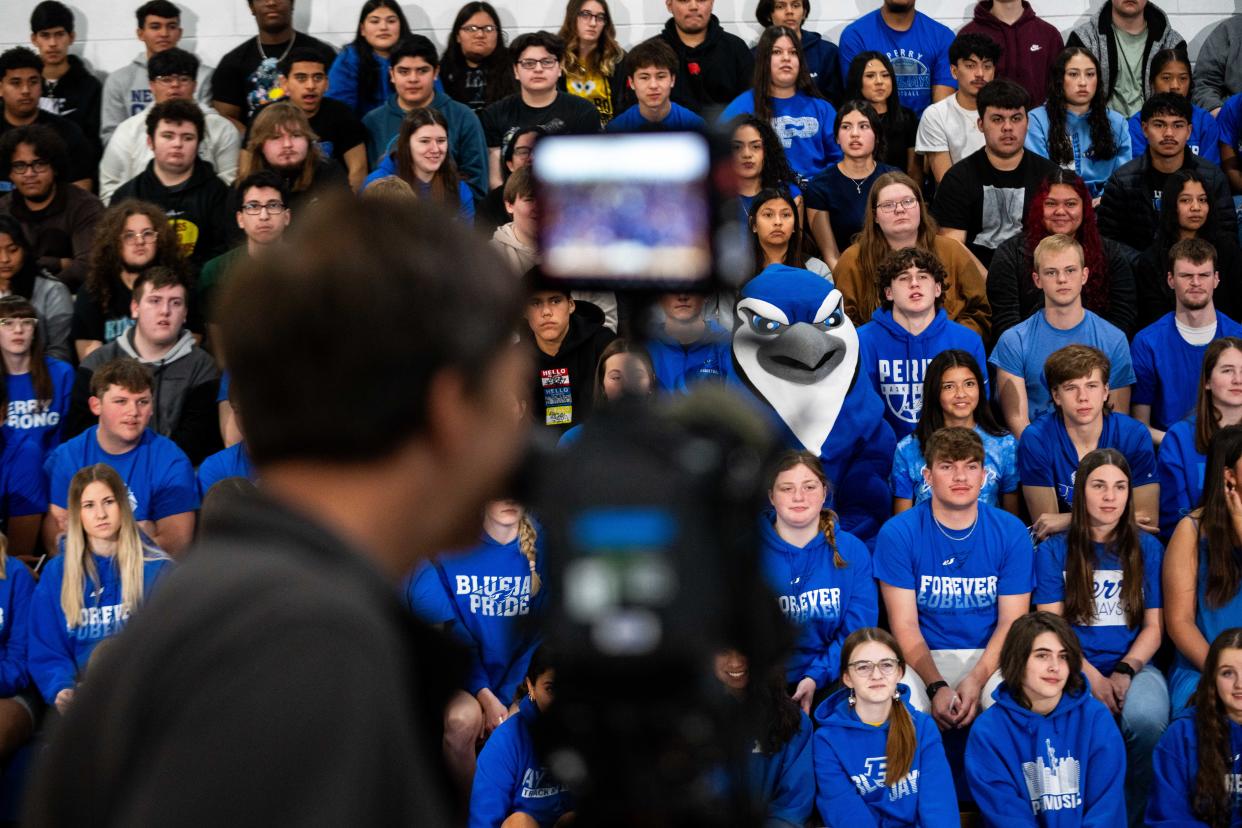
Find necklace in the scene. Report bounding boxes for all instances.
[838,163,875,195]
[256,31,296,62]
[933,510,978,542]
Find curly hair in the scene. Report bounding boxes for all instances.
[85,200,184,314]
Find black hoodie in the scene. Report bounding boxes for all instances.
[113,157,232,270]
[522,299,616,436]
[656,15,754,114]
[40,55,103,159]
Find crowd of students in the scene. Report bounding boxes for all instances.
[8,0,1242,823]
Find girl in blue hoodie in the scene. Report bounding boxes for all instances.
[966,612,1126,827]
[813,627,958,826]
[28,464,172,713]
[1034,449,1168,828]
[0,528,37,759]
[763,450,878,714]
[1147,627,1242,826]
[326,0,410,117]
[469,646,573,828]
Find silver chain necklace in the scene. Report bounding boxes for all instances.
[256,31,297,62]
[933,510,979,542]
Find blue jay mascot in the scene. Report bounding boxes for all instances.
[732,264,895,544]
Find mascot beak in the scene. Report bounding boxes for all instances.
[756,322,845,386]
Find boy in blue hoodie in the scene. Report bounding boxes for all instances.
[646,292,733,393]
[858,247,989,440]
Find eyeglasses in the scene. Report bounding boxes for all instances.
[122,229,158,245]
[876,197,918,213]
[577,10,608,23]
[517,57,558,70]
[152,74,193,85]
[0,318,37,331]
[847,658,900,677]
[461,24,497,34]
[241,200,288,215]
[10,159,50,175]
[511,146,533,159]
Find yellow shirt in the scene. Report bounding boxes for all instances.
[564,64,613,126]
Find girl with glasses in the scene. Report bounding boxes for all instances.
[556,0,624,127]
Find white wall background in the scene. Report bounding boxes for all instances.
[1,0,1239,77]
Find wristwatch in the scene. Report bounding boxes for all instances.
[926,680,950,699]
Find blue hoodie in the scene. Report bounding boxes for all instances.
[1025,107,1132,197]
[747,708,815,825]
[1157,416,1204,543]
[813,686,959,827]
[0,559,35,698]
[28,550,172,703]
[647,320,735,393]
[966,682,1126,827]
[857,307,989,440]
[326,43,392,119]
[759,513,877,687]
[719,91,843,179]
[1129,103,1221,164]
[469,695,572,828]
[1147,708,1242,826]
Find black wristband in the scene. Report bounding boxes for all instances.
[1113,661,1137,678]
[926,680,950,700]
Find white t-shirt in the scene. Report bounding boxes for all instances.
[915,94,985,164]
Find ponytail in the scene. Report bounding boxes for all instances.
[884,697,916,784]
[819,510,847,568]
[518,514,541,595]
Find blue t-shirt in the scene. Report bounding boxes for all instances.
[989,310,1135,419]
[1034,531,1164,673]
[1017,411,1157,510]
[0,559,35,697]
[719,91,843,179]
[606,102,706,133]
[1132,311,1242,432]
[838,10,955,117]
[873,501,1033,650]
[1,438,48,525]
[196,442,255,499]
[1128,103,1220,163]
[802,162,899,253]
[4,357,74,458]
[891,426,1018,506]
[45,426,199,520]
[216,371,230,404]
[1210,91,1242,157]
[1157,416,1205,541]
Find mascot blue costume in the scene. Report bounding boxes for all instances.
[732,264,896,543]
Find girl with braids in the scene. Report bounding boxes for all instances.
[0,216,71,361]
[28,464,173,714]
[1159,339,1242,541]
[0,295,73,459]
[731,116,803,221]
[404,499,546,790]
[813,628,957,825]
[439,2,517,113]
[1147,627,1242,826]
[1026,47,1131,199]
[1166,424,1242,712]
[761,450,877,714]
[721,27,842,180]
[966,612,1126,826]
[844,52,917,176]
[1035,449,1168,828]
[556,0,625,127]
[325,0,411,117]
[891,349,1018,515]
[748,189,828,278]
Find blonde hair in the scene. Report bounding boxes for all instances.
[62,464,163,630]
[517,513,541,595]
[361,175,417,202]
[1033,233,1084,271]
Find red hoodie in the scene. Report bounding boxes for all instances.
[959,0,1064,107]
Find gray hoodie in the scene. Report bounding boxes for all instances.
[1193,16,1242,112]
[100,52,214,146]
[1067,0,1184,106]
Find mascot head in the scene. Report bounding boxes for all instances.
[732,264,860,455]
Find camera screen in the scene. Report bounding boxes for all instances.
[533,132,713,287]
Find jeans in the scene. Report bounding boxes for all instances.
[1119,664,1170,828]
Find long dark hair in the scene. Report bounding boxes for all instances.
[834,99,886,162]
[1196,338,1242,454]
[732,116,800,192]
[998,612,1087,710]
[752,26,820,125]
[1199,425,1242,608]
[1043,47,1119,166]
[86,200,183,314]
[845,52,899,117]
[1063,449,1145,627]
[1149,48,1193,97]
[913,350,1006,446]
[440,2,517,106]
[349,0,411,112]
[1191,627,1242,826]
[0,215,41,301]
[749,188,807,273]
[1024,169,1111,315]
[747,659,805,754]
[0,295,53,425]
[395,107,461,208]
[1159,169,1223,250]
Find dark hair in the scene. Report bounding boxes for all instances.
[755,0,810,26]
[86,200,184,313]
[976,78,1029,117]
[626,37,678,76]
[838,628,915,782]
[1043,47,1118,166]
[346,1,412,109]
[845,52,899,115]
[1168,235,1218,274]
[949,32,1001,65]
[1044,344,1112,395]
[877,247,945,311]
[233,169,291,213]
[1199,425,1242,608]
[0,48,43,79]
[217,196,523,465]
[395,107,461,208]
[277,46,330,78]
[525,644,555,685]
[1195,339,1242,455]
[923,425,984,467]
[558,0,623,77]
[833,99,886,162]
[389,33,440,70]
[1158,169,1223,251]
[145,97,204,140]
[999,612,1087,710]
[510,31,565,64]
[90,358,154,398]
[439,2,516,107]
[1063,449,1145,626]
[1148,47,1192,94]
[732,116,799,192]
[30,1,74,34]
[1024,169,1111,315]
[0,294,52,425]
[592,338,655,404]
[1191,627,1242,825]
[752,27,820,125]
[1141,91,1192,123]
[0,216,41,300]
[913,350,1005,446]
[146,46,198,79]
[749,188,807,273]
[135,0,181,27]
[132,264,189,303]
[501,125,544,172]
[767,449,846,568]
[0,124,68,181]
